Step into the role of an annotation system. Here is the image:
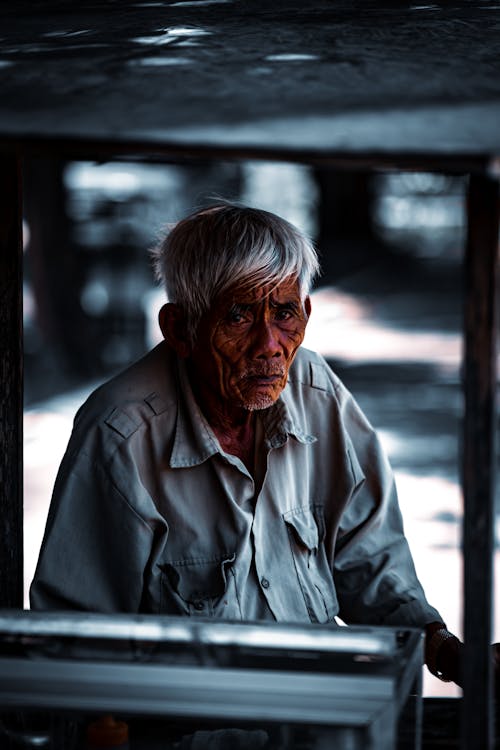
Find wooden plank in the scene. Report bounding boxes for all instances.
[1,3,500,157]
[462,174,499,749]
[0,136,496,176]
[0,155,23,608]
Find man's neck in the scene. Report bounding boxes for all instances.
[215,415,256,474]
[187,363,257,472]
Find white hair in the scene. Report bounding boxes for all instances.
[151,202,320,344]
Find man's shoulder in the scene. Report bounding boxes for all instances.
[72,341,177,442]
[289,346,343,395]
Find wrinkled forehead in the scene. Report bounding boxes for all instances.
[218,276,302,307]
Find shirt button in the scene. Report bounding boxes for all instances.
[193,600,204,611]
[261,577,270,589]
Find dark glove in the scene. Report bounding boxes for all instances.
[425,622,463,685]
[426,622,500,691]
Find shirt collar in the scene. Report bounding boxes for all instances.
[169,358,220,468]
[259,391,317,450]
[169,357,316,468]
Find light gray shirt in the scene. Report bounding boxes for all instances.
[30,342,441,628]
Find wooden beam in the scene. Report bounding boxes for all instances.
[462,173,499,749]
[0,135,497,177]
[0,155,23,608]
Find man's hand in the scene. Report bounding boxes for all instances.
[425,622,463,684]
[426,622,500,691]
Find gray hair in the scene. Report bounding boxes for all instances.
[152,202,320,343]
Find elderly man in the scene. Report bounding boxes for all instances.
[31,202,462,684]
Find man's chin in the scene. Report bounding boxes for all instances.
[244,400,274,412]
[235,380,285,411]
[241,392,279,412]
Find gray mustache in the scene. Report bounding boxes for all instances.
[240,367,285,379]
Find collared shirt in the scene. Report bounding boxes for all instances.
[30,342,441,628]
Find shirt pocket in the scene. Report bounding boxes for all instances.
[283,505,338,624]
[158,552,241,618]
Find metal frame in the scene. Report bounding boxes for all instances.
[0,144,498,748]
[0,614,423,749]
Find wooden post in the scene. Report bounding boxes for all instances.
[462,173,499,749]
[0,155,23,609]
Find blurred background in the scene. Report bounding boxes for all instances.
[22,156,500,697]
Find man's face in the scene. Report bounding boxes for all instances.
[189,278,310,416]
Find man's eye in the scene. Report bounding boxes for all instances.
[275,308,294,321]
[227,307,251,324]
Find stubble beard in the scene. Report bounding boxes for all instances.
[237,364,286,412]
[242,393,277,412]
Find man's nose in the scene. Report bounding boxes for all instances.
[249,318,282,359]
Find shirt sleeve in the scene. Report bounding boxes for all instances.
[30,439,161,613]
[331,382,443,629]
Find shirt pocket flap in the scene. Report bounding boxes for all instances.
[283,508,319,552]
[160,553,235,602]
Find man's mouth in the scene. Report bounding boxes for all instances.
[242,369,284,382]
[241,367,285,380]
[250,375,281,385]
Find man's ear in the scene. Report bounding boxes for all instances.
[304,295,312,320]
[158,303,191,358]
